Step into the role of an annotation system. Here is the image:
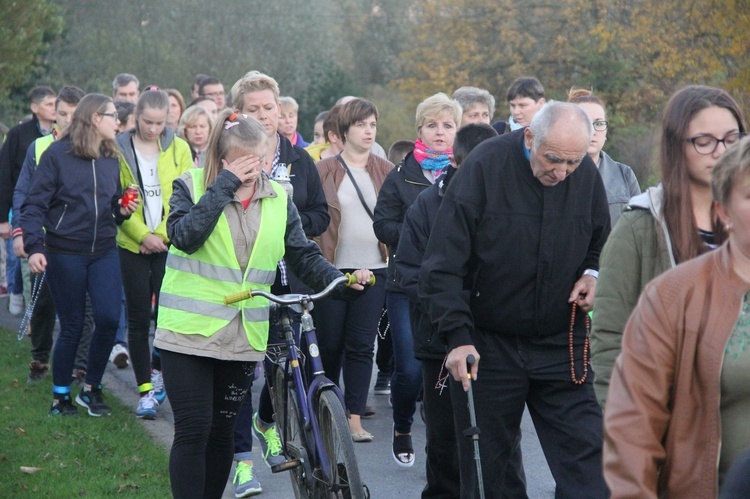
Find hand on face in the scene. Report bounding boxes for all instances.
[222,154,263,186]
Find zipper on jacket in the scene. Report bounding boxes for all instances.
[54,204,68,230]
[91,159,99,253]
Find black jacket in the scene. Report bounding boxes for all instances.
[278,134,329,238]
[419,130,611,350]
[373,152,431,292]
[20,138,128,256]
[0,116,46,222]
[168,170,347,299]
[395,167,458,360]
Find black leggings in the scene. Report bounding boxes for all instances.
[119,248,167,390]
[160,349,256,499]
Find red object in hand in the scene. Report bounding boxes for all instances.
[120,185,139,207]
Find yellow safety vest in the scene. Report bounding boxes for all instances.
[158,169,287,351]
[34,134,55,164]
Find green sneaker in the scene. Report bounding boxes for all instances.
[252,412,286,467]
[233,461,262,497]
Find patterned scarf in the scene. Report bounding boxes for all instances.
[413,138,452,172]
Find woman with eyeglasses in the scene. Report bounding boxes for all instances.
[20,93,139,416]
[591,85,747,409]
[603,135,750,497]
[568,88,641,227]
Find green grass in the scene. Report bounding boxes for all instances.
[0,329,171,497]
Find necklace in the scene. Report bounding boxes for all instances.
[569,301,591,384]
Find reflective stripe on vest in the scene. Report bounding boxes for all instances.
[34,135,55,164]
[158,168,287,351]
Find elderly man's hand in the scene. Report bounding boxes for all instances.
[568,274,597,312]
[446,345,480,392]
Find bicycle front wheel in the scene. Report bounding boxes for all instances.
[273,364,312,497]
[316,390,365,499]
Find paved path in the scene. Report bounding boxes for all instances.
[1,301,555,498]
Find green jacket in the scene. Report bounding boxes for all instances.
[591,184,675,408]
[116,128,193,253]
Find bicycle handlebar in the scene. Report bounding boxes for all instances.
[223,272,376,305]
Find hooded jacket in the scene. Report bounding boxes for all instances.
[591,184,675,407]
[115,128,193,253]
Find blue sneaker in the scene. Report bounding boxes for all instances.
[233,461,262,497]
[252,413,286,467]
[76,386,111,417]
[151,369,166,404]
[135,391,158,420]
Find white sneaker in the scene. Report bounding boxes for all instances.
[8,293,24,315]
[135,391,158,420]
[109,343,129,369]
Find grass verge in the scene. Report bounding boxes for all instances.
[0,328,171,497]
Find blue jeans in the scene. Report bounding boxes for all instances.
[5,238,21,294]
[387,291,422,434]
[46,249,123,395]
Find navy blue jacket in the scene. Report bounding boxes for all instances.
[21,138,127,256]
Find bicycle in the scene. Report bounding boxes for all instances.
[225,273,373,499]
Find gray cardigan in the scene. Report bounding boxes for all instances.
[598,150,641,227]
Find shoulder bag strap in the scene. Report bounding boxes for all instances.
[336,154,374,220]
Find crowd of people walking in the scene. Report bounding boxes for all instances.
[1,69,749,498]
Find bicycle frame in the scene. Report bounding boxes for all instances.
[273,301,347,484]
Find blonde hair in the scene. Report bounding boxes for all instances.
[230,71,280,111]
[280,96,299,114]
[178,105,214,139]
[415,93,462,134]
[203,109,268,190]
[712,135,750,208]
[60,93,120,160]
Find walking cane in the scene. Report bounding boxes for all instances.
[464,354,485,499]
[17,272,45,341]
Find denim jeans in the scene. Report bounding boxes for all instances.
[46,249,123,394]
[5,238,21,294]
[388,291,423,434]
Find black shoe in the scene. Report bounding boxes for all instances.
[373,372,391,395]
[49,396,78,417]
[76,386,111,417]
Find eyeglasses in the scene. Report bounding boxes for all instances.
[99,112,119,121]
[684,132,747,155]
[592,121,608,132]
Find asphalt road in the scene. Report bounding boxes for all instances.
[1,301,555,498]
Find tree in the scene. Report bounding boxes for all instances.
[0,0,63,119]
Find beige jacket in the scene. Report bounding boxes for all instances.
[315,154,391,265]
[604,242,748,498]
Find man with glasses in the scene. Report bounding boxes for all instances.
[198,77,226,110]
